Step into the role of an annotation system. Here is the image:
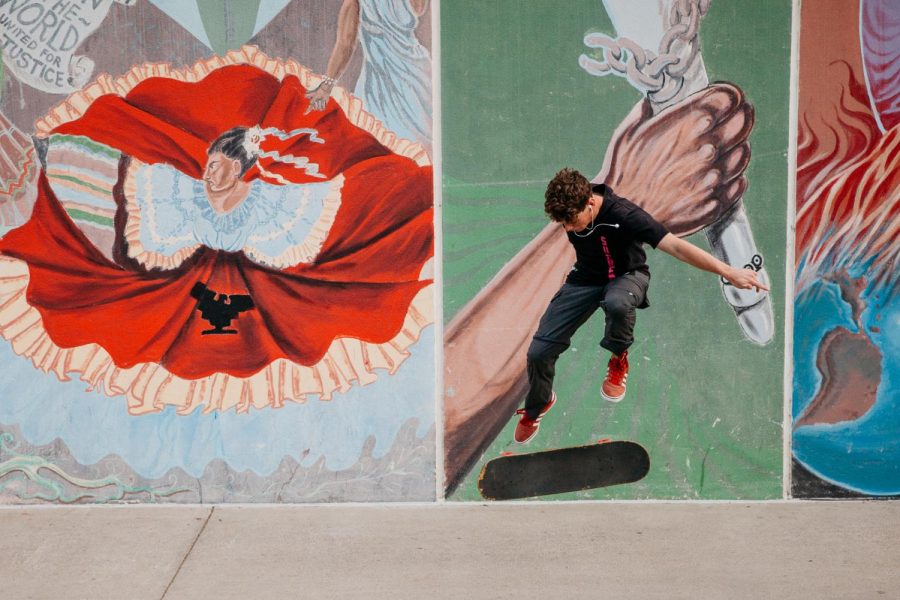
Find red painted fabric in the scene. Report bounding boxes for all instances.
[0,65,433,378]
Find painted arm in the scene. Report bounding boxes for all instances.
[657,233,769,292]
[409,0,429,17]
[0,111,38,228]
[443,225,572,492]
[305,0,360,113]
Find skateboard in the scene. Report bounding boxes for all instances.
[477,440,650,500]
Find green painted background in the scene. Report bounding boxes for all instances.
[197,0,262,53]
[442,0,791,500]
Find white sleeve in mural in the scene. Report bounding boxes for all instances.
[580,0,773,345]
[0,0,136,94]
[355,0,432,150]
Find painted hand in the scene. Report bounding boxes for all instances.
[597,83,754,237]
[304,84,333,114]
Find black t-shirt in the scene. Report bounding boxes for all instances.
[565,184,669,286]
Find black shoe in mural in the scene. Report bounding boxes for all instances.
[190,282,255,335]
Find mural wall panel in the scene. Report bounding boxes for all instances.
[0,0,436,504]
[1,0,892,505]
[792,0,899,498]
[442,0,789,500]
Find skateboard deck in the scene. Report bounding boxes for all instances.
[478,440,650,500]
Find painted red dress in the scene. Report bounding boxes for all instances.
[0,55,433,414]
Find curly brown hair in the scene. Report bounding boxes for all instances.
[544,168,591,223]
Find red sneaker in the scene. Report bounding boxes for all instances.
[514,392,557,444]
[601,351,628,402]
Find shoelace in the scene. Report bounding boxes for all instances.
[607,356,627,385]
[515,408,538,423]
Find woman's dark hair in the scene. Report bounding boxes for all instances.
[544,168,591,223]
[208,127,256,176]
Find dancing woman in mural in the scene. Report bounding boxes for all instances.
[0,52,434,415]
[306,0,432,150]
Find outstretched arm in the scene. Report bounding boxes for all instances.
[657,233,769,292]
[306,0,360,113]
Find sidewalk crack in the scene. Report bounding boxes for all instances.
[160,506,215,599]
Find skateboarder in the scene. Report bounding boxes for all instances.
[515,168,769,443]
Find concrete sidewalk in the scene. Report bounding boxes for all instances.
[2,502,899,599]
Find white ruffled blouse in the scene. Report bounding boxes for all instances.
[123,161,343,270]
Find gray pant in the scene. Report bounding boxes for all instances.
[524,271,649,417]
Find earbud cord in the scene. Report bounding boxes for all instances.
[571,204,596,238]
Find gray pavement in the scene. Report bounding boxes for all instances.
[2,501,899,599]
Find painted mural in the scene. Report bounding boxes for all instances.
[1,0,892,506]
[792,0,899,498]
[0,1,435,503]
[442,0,788,499]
